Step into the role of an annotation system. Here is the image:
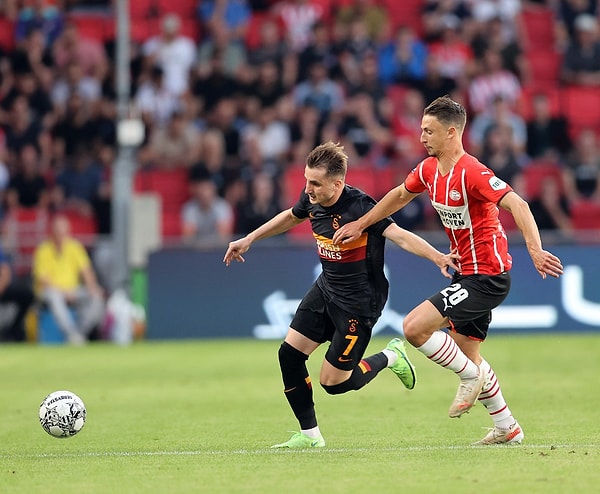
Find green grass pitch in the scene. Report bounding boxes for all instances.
[0,334,598,494]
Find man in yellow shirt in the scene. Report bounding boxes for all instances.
[32,214,104,344]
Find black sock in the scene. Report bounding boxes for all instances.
[278,342,317,430]
[322,352,389,395]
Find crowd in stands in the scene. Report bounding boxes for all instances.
[0,0,599,275]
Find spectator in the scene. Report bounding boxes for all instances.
[563,127,600,200]
[244,60,286,108]
[413,52,459,105]
[205,97,242,169]
[377,25,428,87]
[4,95,43,161]
[32,214,104,345]
[479,123,524,184]
[468,47,522,114]
[241,103,291,163]
[345,51,386,103]
[293,58,344,122]
[142,110,203,169]
[235,172,280,234]
[50,61,102,114]
[427,14,476,90]
[273,0,326,53]
[134,65,180,129]
[143,13,196,96]
[193,51,241,114]
[5,144,50,210]
[525,91,572,160]
[9,26,54,95]
[335,0,389,43]
[556,0,598,45]
[468,95,527,157]
[1,68,53,129]
[247,16,289,67]
[391,88,428,164]
[52,21,108,81]
[528,176,572,234]
[15,0,64,48]
[561,14,600,86]
[338,91,392,165]
[197,16,248,79]
[421,0,473,43]
[298,21,337,82]
[52,92,97,158]
[198,0,251,42]
[289,102,323,163]
[0,242,35,342]
[53,148,102,217]
[181,165,234,246]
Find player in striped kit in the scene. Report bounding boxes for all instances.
[333,96,564,445]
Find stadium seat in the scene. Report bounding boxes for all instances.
[282,165,307,208]
[129,0,156,19]
[0,17,15,51]
[1,207,50,276]
[519,6,556,52]
[379,0,423,32]
[68,13,109,42]
[245,12,276,51]
[60,210,98,245]
[570,198,600,231]
[560,86,600,130]
[526,51,562,86]
[521,160,564,199]
[156,0,197,18]
[346,166,377,198]
[518,85,562,121]
[145,168,190,211]
[161,208,183,239]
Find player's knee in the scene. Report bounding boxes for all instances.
[321,380,353,395]
[402,314,419,343]
[278,341,308,368]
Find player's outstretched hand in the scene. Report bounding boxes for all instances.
[223,237,251,266]
[531,249,563,279]
[332,220,363,245]
[439,249,460,279]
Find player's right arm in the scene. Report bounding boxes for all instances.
[223,209,304,266]
[332,183,418,245]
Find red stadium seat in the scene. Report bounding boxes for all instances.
[161,208,183,239]
[68,14,108,42]
[521,160,564,199]
[570,198,600,230]
[526,51,562,86]
[518,86,562,121]
[282,165,307,208]
[145,168,190,212]
[379,0,423,31]
[560,86,600,130]
[156,0,198,19]
[129,0,156,19]
[519,7,556,52]
[0,17,16,51]
[346,166,377,198]
[60,210,98,245]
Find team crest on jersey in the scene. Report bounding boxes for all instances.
[332,214,341,229]
[450,189,461,201]
[488,176,507,191]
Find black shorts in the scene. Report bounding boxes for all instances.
[290,283,377,371]
[428,272,511,341]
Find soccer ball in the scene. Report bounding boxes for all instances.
[39,390,87,438]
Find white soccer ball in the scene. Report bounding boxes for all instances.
[39,390,87,438]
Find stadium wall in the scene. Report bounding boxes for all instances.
[146,244,600,339]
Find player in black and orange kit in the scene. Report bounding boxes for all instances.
[223,141,459,448]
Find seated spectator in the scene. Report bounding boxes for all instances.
[143,13,196,96]
[244,60,286,108]
[391,88,428,164]
[1,68,53,129]
[377,25,428,87]
[468,47,522,114]
[273,0,327,53]
[4,95,43,161]
[526,91,572,160]
[293,58,344,122]
[563,127,600,200]
[556,0,599,49]
[10,27,54,91]
[181,165,234,246]
[247,16,289,67]
[193,51,241,114]
[235,172,281,234]
[0,242,34,342]
[53,148,102,218]
[289,103,323,163]
[528,176,572,234]
[52,20,108,81]
[50,61,102,114]
[5,144,50,210]
[336,0,389,43]
[298,21,337,82]
[468,95,527,157]
[561,14,600,86]
[421,0,473,43]
[32,214,104,345]
[198,0,251,42]
[241,102,291,163]
[197,17,248,79]
[205,97,242,169]
[141,110,203,169]
[413,52,459,105]
[479,123,524,184]
[338,91,392,165]
[134,65,181,130]
[15,0,64,48]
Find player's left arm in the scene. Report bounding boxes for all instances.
[499,191,564,279]
[382,223,459,279]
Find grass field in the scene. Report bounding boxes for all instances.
[0,334,598,494]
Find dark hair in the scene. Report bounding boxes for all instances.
[424,96,467,131]
[306,141,347,178]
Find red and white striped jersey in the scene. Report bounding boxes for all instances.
[404,153,513,276]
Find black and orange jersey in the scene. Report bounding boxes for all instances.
[292,185,393,318]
